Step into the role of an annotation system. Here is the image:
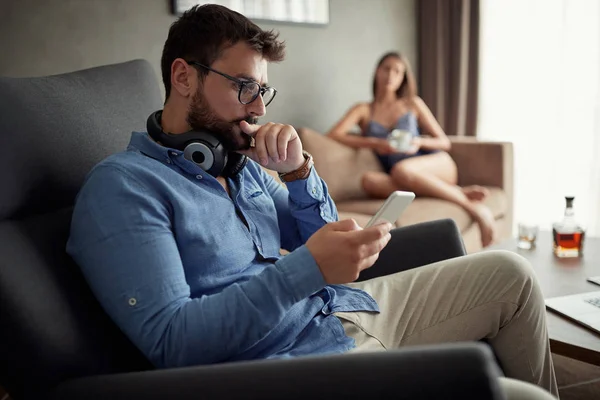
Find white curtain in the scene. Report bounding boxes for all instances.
[479,0,600,236]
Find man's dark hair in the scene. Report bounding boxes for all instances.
[161,4,286,99]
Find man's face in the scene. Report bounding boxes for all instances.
[187,42,268,151]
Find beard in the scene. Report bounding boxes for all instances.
[186,89,258,151]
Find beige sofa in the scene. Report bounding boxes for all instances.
[296,128,514,253]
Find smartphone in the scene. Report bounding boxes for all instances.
[365,191,415,228]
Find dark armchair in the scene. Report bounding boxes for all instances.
[0,60,504,400]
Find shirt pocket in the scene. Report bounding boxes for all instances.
[243,184,274,214]
[241,183,281,255]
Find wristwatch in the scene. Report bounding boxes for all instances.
[278,151,314,182]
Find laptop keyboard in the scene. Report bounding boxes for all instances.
[584,297,600,308]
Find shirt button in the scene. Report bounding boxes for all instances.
[312,187,317,195]
[195,174,203,180]
[128,298,137,306]
[170,151,178,156]
[166,158,172,164]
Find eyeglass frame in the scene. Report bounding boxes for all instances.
[186,61,277,107]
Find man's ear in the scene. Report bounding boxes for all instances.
[170,58,197,98]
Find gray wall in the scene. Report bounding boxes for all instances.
[0,0,416,133]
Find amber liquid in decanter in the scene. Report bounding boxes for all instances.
[552,196,585,258]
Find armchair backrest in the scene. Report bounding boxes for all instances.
[0,60,162,398]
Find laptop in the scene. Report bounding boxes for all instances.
[545,291,600,335]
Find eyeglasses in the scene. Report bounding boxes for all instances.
[187,61,277,107]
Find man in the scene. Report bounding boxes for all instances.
[67,4,558,399]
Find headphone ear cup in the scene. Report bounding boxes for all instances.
[183,142,226,177]
[223,153,248,178]
[146,110,233,178]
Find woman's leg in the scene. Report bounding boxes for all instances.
[361,171,398,199]
[362,154,489,200]
[403,151,489,200]
[386,152,497,247]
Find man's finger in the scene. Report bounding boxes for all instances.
[239,120,261,136]
[348,222,393,245]
[265,126,281,162]
[361,232,392,258]
[253,128,269,166]
[359,253,380,272]
[254,123,280,165]
[277,127,293,162]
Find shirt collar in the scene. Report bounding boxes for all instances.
[127,131,183,161]
[127,131,235,182]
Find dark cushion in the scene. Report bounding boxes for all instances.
[0,59,163,220]
[0,208,152,398]
[0,60,162,398]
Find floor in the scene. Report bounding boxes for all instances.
[554,353,600,399]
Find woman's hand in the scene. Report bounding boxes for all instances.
[374,139,400,155]
[401,136,421,156]
[374,137,421,156]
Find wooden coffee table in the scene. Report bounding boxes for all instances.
[488,231,600,365]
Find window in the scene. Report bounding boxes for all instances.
[479,0,600,235]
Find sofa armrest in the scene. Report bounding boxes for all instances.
[53,342,504,400]
[356,219,466,282]
[449,137,513,188]
[449,137,514,235]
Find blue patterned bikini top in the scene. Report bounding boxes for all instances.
[364,111,420,139]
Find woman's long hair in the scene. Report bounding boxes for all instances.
[372,52,417,99]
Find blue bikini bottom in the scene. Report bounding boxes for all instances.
[376,149,440,173]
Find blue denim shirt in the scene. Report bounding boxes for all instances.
[67,132,379,369]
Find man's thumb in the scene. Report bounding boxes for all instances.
[330,218,362,232]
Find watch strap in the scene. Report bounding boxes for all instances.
[278,151,313,182]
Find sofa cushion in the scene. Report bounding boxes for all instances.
[336,187,507,232]
[299,128,382,202]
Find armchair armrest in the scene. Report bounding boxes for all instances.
[53,342,504,400]
[356,219,466,282]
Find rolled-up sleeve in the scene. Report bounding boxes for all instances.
[256,164,338,251]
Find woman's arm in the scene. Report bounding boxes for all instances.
[412,96,451,152]
[326,103,385,150]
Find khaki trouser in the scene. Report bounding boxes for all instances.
[335,250,559,399]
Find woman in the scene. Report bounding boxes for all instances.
[327,52,496,247]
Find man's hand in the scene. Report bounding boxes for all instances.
[306,219,393,284]
[238,121,305,173]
